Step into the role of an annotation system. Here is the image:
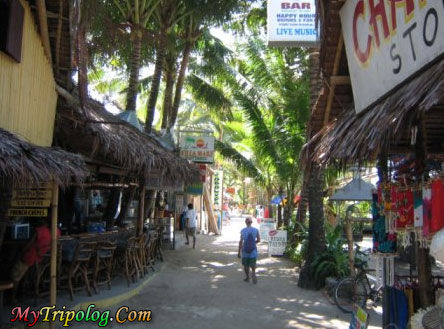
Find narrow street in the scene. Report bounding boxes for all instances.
[72,217,381,329]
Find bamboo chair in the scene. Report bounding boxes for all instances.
[144,235,156,272]
[93,241,116,292]
[34,241,62,303]
[124,237,139,286]
[66,241,96,300]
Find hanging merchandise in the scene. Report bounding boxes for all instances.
[388,287,408,329]
[413,190,423,228]
[423,187,432,237]
[429,228,444,263]
[372,187,397,253]
[431,179,444,234]
[396,188,414,229]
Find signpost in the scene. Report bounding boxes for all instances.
[179,135,215,164]
[260,218,276,242]
[340,0,444,114]
[9,183,53,217]
[268,230,287,256]
[267,0,319,47]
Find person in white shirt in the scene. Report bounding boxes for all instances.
[185,203,197,248]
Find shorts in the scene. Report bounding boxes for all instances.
[242,257,256,268]
[186,227,196,238]
[10,260,30,283]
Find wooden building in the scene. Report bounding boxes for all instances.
[307,0,444,326]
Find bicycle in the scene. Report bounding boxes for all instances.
[334,246,383,314]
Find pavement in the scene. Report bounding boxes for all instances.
[66,216,382,329]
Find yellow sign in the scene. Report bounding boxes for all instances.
[8,209,48,217]
[13,182,53,189]
[12,189,52,199]
[10,199,51,208]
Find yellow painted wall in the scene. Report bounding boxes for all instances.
[0,0,57,147]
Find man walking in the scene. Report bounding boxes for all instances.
[238,217,260,284]
[185,203,197,248]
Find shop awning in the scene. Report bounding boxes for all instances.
[330,178,375,201]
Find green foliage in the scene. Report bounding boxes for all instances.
[309,224,350,289]
[285,221,308,267]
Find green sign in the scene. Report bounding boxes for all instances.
[185,183,203,195]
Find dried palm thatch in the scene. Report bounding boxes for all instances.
[56,96,199,184]
[0,128,85,187]
[313,58,444,167]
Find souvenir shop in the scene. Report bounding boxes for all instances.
[371,155,444,328]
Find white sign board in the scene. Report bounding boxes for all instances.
[268,230,287,256]
[340,0,444,114]
[260,218,276,242]
[212,170,223,210]
[179,135,215,163]
[267,0,319,47]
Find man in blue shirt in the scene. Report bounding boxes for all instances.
[238,217,260,284]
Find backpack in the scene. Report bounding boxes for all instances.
[243,231,256,254]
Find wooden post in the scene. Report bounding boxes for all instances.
[137,182,146,237]
[36,0,53,65]
[50,182,59,329]
[345,210,355,275]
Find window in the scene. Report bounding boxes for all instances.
[0,0,24,63]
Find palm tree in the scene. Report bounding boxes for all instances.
[144,0,187,133]
[187,35,310,227]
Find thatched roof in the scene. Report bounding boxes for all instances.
[312,58,444,166]
[305,1,444,167]
[0,128,85,186]
[55,96,200,184]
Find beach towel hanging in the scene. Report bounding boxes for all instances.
[413,190,423,228]
[423,187,432,237]
[431,179,444,234]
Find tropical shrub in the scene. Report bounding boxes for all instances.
[309,224,350,289]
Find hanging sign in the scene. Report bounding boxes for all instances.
[8,209,48,217]
[267,0,319,47]
[198,164,207,183]
[212,170,223,210]
[12,189,52,199]
[268,230,287,256]
[185,182,203,195]
[179,135,214,164]
[146,170,163,189]
[175,194,184,213]
[340,0,444,114]
[10,199,51,208]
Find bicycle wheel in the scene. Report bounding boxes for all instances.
[334,277,368,313]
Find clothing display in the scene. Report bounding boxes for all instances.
[431,180,444,234]
[395,188,414,229]
[423,187,432,237]
[413,190,423,228]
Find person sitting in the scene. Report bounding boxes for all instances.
[9,218,59,302]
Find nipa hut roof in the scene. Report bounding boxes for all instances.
[0,127,85,187]
[55,96,200,184]
[305,1,444,167]
[312,58,444,166]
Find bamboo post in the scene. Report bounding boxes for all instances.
[50,182,59,329]
[137,182,146,237]
[345,209,355,275]
[36,0,53,65]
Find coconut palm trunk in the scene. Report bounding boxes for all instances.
[77,16,89,108]
[161,68,174,130]
[298,163,326,289]
[145,29,167,133]
[168,39,193,129]
[126,28,143,112]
